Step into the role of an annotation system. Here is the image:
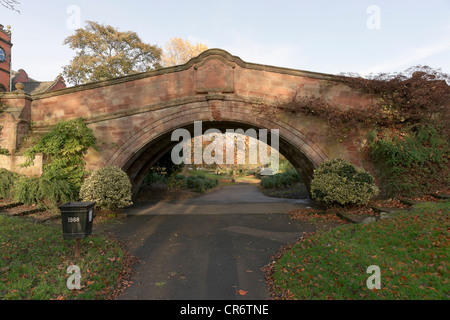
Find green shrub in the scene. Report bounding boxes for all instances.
[186,175,218,193]
[23,118,97,190]
[175,174,186,181]
[167,174,186,190]
[367,125,449,197]
[311,159,379,206]
[79,166,133,210]
[11,173,78,208]
[11,176,39,205]
[261,169,301,189]
[38,172,79,206]
[0,168,21,200]
[143,171,166,185]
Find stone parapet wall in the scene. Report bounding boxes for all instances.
[0,154,42,177]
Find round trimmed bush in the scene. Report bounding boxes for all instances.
[311,159,379,206]
[80,166,133,210]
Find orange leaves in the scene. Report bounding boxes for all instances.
[108,257,120,262]
[162,37,208,67]
[237,289,248,296]
[288,207,348,226]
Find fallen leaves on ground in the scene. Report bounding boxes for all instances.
[369,199,410,209]
[288,199,414,225]
[105,245,140,300]
[288,208,348,225]
[264,201,450,300]
[409,195,440,202]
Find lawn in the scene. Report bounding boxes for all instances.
[267,201,449,300]
[0,215,132,300]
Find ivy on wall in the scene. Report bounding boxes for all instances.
[263,66,450,198]
[266,65,449,135]
[367,124,449,197]
[23,117,97,190]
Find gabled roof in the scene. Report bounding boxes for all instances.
[11,69,66,94]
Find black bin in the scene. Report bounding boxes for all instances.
[59,202,96,239]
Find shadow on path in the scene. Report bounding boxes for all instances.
[109,184,319,300]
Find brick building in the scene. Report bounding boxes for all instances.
[0,24,12,92]
[0,24,66,93]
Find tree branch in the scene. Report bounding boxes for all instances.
[1,0,20,12]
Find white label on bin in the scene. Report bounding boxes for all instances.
[89,209,93,222]
[68,217,80,223]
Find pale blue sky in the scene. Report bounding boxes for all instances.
[2,0,449,83]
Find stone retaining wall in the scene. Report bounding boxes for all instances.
[0,154,42,177]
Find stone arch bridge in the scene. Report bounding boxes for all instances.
[0,49,376,197]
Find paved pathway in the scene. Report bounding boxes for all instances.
[109,184,318,300]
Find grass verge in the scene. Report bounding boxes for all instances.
[266,201,449,300]
[0,215,133,300]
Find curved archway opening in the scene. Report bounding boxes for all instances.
[119,120,320,199]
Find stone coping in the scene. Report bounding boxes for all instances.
[1,49,341,102]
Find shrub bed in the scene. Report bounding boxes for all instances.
[186,175,218,193]
[367,125,449,197]
[0,168,20,200]
[0,168,77,209]
[261,169,301,189]
[11,174,77,209]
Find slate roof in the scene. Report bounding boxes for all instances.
[11,69,65,94]
[20,79,62,94]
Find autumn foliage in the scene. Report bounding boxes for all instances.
[267,66,449,197]
[62,22,209,84]
[161,37,208,67]
[271,65,449,133]
[339,66,450,128]
[62,21,162,85]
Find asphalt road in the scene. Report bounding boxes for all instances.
[110,184,318,300]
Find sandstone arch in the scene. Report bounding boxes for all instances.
[1,49,376,196]
[102,100,329,196]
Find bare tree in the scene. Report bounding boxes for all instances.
[0,0,20,12]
